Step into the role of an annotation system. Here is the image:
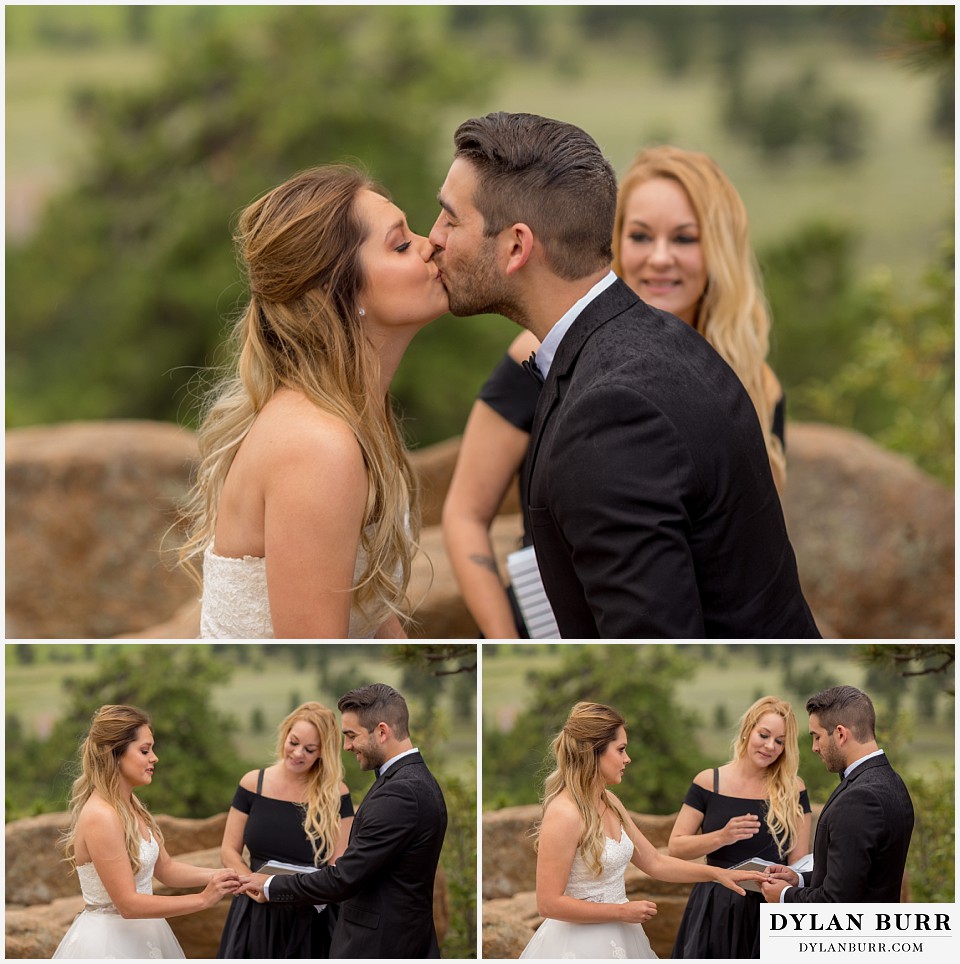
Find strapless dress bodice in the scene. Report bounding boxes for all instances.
[564,827,634,903]
[77,834,158,911]
[199,529,396,638]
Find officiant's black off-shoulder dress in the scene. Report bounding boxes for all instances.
[671,770,810,959]
[217,769,354,959]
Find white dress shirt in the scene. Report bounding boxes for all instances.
[534,270,618,378]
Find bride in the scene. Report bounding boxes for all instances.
[179,164,449,638]
[53,705,240,959]
[520,702,770,959]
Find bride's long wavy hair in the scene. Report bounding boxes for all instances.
[534,702,627,877]
[59,705,163,876]
[277,702,345,866]
[731,695,804,858]
[178,164,418,623]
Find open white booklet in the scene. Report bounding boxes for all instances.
[729,853,814,893]
[259,860,326,912]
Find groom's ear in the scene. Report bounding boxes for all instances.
[504,223,534,276]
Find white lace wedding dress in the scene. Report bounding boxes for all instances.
[53,834,184,959]
[199,531,394,638]
[520,827,658,959]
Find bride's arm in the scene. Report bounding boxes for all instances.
[612,795,761,896]
[82,808,237,919]
[264,415,368,638]
[153,843,223,889]
[534,799,656,925]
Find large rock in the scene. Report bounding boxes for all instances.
[5,421,199,638]
[5,895,83,959]
[783,423,954,638]
[12,420,952,638]
[410,436,462,529]
[481,900,538,959]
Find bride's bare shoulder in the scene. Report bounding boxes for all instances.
[542,791,584,830]
[76,794,124,839]
[248,389,363,473]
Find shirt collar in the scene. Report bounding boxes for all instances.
[843,747,885,779]
[535,270,618,379]
[377,746,419,778]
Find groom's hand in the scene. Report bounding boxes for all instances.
[237,872,270,903]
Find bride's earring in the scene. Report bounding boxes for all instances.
[358,307,366,317]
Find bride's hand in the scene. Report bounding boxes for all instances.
[237,872,270,903]
[619,900,657,923]
[715,867,770,896]
[201,869,241,907]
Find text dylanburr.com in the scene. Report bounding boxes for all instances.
[760,904,956,962]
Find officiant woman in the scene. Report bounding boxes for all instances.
[217,702,353,958]
[668,695,811,958]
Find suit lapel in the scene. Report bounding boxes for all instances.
[522,279,639,508]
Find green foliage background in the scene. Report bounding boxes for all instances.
[5,5,954,481]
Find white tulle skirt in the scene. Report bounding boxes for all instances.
[520,917,658,959]
[53,909,185,959]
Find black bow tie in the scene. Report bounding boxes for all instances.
[521,351,544,386]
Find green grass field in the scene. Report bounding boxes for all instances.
[480,643,954,779]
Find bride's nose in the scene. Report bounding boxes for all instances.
[413,233,435,260]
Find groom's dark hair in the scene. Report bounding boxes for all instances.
[806,685,876,742]
[453,111,617,281]
[339,683,410,740]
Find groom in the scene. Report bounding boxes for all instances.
[762,684,914,903]
[238,683,448,958]
[429,111,818,638]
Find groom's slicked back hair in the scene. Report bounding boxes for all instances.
[453,111,617,281]
[806,685,877,742]
[339,683,410,740]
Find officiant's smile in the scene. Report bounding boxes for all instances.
[282,721,321,775]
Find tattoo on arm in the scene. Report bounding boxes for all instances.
[468,553,500,576]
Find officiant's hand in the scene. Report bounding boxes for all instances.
[237,873,270,903]
[720,813,761,845]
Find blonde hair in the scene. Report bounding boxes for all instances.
[178,164,418,623]
[613,145,787,490]
[535,702,627,877]
[731,695,803,858]
[277,702,345,865]
[59,705,163,875]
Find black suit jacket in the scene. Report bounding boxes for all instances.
[785,754,914,903]
[267,752,447,958]
[522,278,819,638]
